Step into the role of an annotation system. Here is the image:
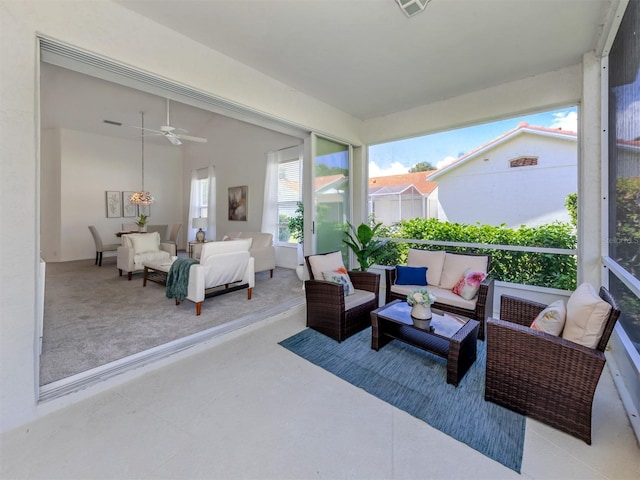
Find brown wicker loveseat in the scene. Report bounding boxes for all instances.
[305,252,380,342]
[485,287,620,444]
[385,249,494,339]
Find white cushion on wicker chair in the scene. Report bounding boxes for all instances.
[307,251,345,280]
[563,283,612,348]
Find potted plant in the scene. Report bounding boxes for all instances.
[407,288,437,329]
[288,201,305,280]
[343,221,385,271]
[136,213,148,232]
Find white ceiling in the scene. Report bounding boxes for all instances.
[114,0,612,120]
[40,63,221,145]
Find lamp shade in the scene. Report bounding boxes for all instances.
[192,217,208,229]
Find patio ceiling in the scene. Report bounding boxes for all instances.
[115,0,613,120]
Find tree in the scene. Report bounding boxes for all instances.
[408,161,436,173]
[565,193,577,228]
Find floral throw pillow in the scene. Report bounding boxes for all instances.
[452,268,487,300]
[530,299,566,336]
[322,267,355,296]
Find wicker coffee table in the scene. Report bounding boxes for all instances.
[371,300,479,386]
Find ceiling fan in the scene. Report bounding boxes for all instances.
[104,99,208,146]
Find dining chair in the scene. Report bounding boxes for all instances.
[88,226,120,266]
[164,223,183,255]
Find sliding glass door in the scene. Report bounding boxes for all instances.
[311,134,352,263]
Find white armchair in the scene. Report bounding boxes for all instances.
[184,238,255,315]
[117,232,173,280]
[223,232,276,277]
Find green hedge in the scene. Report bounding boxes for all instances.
[373,218,577,290]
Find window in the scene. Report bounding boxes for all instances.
[607,0,640,354]
[277,158,302,244]
[197,178,209,218]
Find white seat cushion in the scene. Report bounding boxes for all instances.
[562,283,612,348]
[135,250,170,267]
[389,284,477,311]
[344,289,376,310]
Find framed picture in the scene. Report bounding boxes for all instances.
[228,185,247,221]
[122,192,137,217]
[138,204,151,217]
[106,191,121,218]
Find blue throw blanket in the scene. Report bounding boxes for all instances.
[166,258,199,302]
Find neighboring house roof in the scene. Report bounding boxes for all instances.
[368,171,438,195]
[316,174,346,193]
[429,122,577,180]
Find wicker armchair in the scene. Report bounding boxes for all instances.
[305,253,380,342]
[485,288,620,444]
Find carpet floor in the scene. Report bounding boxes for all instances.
[41,257,304,385]
[279,327,526,473]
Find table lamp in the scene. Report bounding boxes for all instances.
[192,217,208,242]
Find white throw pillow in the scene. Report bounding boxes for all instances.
[530,299,566,336]
[439,253,488,290]
[308,251,346,280]
[407,249,446,286]
[562,283,612,348]
[130,232,160,254]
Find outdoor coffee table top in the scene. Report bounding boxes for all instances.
[377,300,469,339]
[371,300,479,386]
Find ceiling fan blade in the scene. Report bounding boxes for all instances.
[176,134,207,143]
[164,133,182,146]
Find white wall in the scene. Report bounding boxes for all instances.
[180,115,302,243]
[435,134,577,227]
[41,129,183,261]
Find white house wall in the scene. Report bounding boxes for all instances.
[436,134,577,227]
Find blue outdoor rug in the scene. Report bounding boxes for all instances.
[279,327,525,473]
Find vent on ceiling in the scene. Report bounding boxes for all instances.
[395,0,431,17]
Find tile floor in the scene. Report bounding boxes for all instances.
[1,307,639,480]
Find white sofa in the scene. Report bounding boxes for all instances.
[223,232,276,277]
[385,249,495,339]
[117,232,173,280]
[183,238,255,315]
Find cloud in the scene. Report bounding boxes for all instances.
[435,156,457,169]
[368,161,409,177]
[550,111,578,131]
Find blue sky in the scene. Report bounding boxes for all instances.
[369,106,578,177]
